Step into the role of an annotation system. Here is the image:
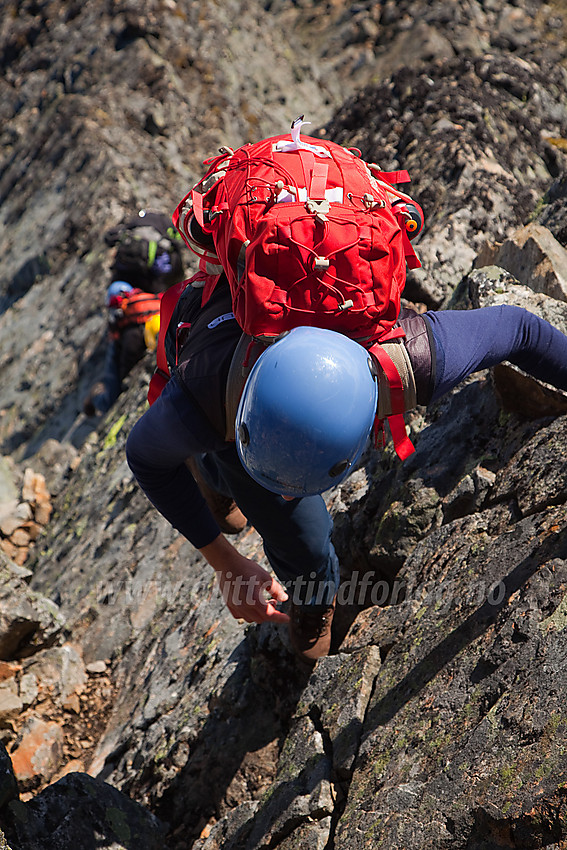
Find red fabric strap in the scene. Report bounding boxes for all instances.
[387,414,414,461]
[373,169,411,185]
[147,370,170,406]
[191,189,205,228]
[370,343,405,413]
[201,272,222,306]
[401,229,421,270]
[297,151,329,201]
[147,279,188,405]
[309,159,329,200]
[369,342,415,461]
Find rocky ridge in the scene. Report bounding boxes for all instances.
[2,1,567,848]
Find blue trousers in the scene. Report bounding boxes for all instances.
[427,304,567,400]
[199,304,567,602]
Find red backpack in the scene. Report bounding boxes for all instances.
[173,119,423,344]
[107,289,162,340]
[157,121,425,459]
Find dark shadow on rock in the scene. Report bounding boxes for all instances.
[330,567,379,655]
[182,699,367,849]
[492,363,567,420]
[150,630,312,849]
[365,529,567,734]
[14,408,100,462]
[466,798,567,848]
[192,699,383,849]
[0,255,50,316]
[238,748,335,849]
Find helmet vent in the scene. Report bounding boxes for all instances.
[329,460,349,478]
[238,423,250,446]
[367,355,378,379]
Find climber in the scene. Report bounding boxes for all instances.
[125,125,567,666]
[126,283,567,665]
[83,210,185,417]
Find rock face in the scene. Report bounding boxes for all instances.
[0,465,55,566]
[2,1,567,849]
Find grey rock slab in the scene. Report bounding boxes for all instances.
[0,557,64,660]
[333,508,567,848]
[244,713,334,849]
[4,772,167,850]
[488,415,567,516]
[474,223,567,301]
[22,643,87,706]
[0,683,23,725]
[457,264,567,417]
[295,647,382,779]
[0,459,18,521]
[277,816,333,850]
[468,265,567,328]
[240,647,381,848]
[193,801,259,850]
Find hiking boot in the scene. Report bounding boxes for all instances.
[288,599,336,666]
[186,458,247,535]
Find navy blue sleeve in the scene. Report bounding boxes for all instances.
[426,305,567,401]
[126,377,225,549]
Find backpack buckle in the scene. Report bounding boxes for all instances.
[306,199,330,221]
[314,256,330,271]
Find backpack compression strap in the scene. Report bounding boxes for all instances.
[368,166,423,271]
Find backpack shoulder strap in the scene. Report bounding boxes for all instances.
[224,334,268,441]
[147,278,191,405]
[147,270,224,404]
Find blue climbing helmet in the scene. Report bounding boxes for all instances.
[105,280,134,307]
[235,327,379,497]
